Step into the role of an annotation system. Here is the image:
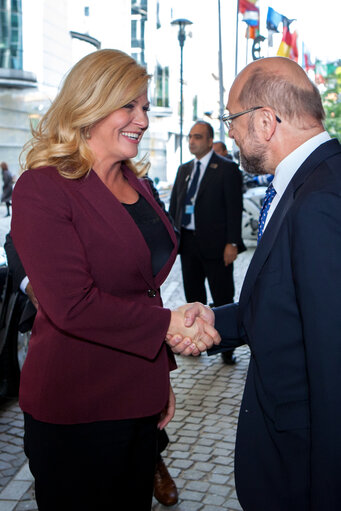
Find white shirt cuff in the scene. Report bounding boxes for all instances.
[20,276,29,294]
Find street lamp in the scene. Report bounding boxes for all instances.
[171,18,193,165]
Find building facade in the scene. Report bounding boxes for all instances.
[0,0,236,183]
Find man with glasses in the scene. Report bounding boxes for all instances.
[169,56,341,510]
[169,121,245,364]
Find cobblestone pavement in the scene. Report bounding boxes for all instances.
[0,206,256,510]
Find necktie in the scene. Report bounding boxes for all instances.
[257,183,276,243]
[182,161,201,226]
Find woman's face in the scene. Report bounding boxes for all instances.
[87,92,150,166]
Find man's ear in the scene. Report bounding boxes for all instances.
[259,108,278,141]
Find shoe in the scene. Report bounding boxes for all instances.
[154,457,178,506]
[221,351,237,365]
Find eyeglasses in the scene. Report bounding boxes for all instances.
[220,106,282,129]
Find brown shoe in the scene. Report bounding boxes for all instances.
[154,457,179,506]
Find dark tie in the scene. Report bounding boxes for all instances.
[182,161,201,226]
[257,183,276,243]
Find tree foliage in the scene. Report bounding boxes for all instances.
[321,64,341,142]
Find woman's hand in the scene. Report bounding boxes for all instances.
[165,304,220,355]
[158,384,176,430]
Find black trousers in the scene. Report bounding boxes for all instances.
[24,413,159,511]
[157,428,169,461]
[180,228,234,306]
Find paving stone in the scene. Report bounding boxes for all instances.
[181,470,206,481]
[193,461,215,472]
[224,497,243,510]
[0,480,32,500]
[0,501,16,511]
[185,480,210,493]
[203,493,226,506]
[179,490,203,502]
[209,473,229,485]
[192,445,213,455]
[191,453,212,463]
[171,459,194,470]
[201,505,224,511]
[208,484,231,497]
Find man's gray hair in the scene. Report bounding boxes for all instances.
[239,70,325,122]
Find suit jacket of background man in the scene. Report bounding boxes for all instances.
[4,232,37,332]
[11,164,178,425]
[169,152,246,257]
[208,139,341,511]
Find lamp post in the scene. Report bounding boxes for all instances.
[171,18,193,165]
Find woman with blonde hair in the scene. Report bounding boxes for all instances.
[12,49,219,510]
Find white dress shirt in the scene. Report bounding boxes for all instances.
[264,131,331,230]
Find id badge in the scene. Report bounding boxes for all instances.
[185,204,194,215]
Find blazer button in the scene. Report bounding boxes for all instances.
[147,289,157,298]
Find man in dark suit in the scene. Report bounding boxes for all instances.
[169,57,341,510]
[212,141,233,160]
[169,121,245,364]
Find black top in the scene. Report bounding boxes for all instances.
[123,195,174,277]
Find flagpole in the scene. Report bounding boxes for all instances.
[218,0,225,140]
[235,0,239,76]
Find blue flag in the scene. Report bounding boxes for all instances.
[266,7,283,33]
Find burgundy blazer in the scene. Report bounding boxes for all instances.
[11,164,178,424]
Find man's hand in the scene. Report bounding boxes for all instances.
[223,243,238,266]
[25,282,38,309]
[166,303,220,355]
[158,384,175,429]
[183,302,215,328]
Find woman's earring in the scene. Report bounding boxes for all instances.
[85,127,91,139]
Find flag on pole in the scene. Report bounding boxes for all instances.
[290,30,299,62]
[266,7,283,32]
[302,42,315,71]
[277,17,295,58]
[239,0,259,39]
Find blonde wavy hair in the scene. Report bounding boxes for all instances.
[21,49,151,179]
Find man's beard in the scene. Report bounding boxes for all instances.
[239,118,269,175]
[240,150,268,175]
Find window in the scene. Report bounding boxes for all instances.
[0,0,22,69]
[153,64,169,107]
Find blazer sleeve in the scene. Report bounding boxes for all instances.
[11,170,171,361]
[207,302,245,355]
[223,162,245,251]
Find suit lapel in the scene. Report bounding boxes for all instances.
[196,154,218,200]
[239,139,341,310]
[177,161,194,212]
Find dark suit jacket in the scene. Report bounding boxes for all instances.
[4,232,36,331]
[169,152,245,258]
[209,139,341,510]
[11,164,178,425]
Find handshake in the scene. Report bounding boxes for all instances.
[166,303,221,356]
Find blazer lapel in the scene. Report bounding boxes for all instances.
[77,168,155,289]
[122,165,178,288]
[239,138,341,310]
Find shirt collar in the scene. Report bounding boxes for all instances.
[272,131,331,198]
[195,149,214,172]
